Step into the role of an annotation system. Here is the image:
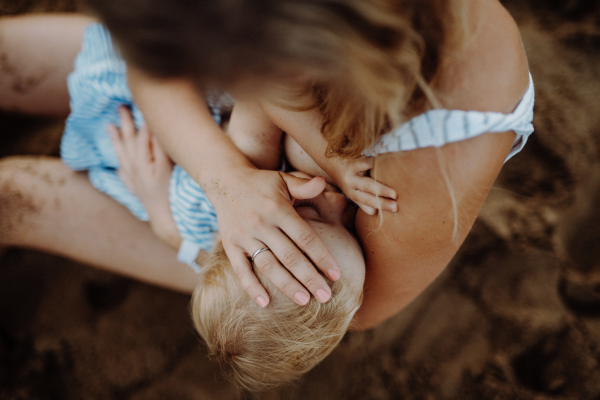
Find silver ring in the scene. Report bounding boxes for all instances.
[251,248,270,263]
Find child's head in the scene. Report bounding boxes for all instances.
[191,187,365,391]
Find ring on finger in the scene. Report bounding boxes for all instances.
[251,248,271,263]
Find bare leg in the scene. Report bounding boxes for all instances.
[0,156,200,293]
[0,14,94,116]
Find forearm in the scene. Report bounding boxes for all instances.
[127,68,255,192]
[125,70,340,308]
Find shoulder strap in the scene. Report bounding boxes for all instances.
[362,74,535,161]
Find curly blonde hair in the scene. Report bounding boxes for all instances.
[191,243,363,392]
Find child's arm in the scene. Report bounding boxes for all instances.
[261,101,398,215]
[108,107,212,266]
[126,67,341,306]
[107,107,181,250]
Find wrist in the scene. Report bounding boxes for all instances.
[147,209,182,249]
[192,145,255,190]
[320,156,347,186]
[200,164,258,212]
[150,219,182,250]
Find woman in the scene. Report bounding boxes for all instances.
[0,0,533,331]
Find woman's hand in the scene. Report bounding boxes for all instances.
[125,71,340,307]
[330,156,398,215]
[108,106,182,249]
[210,167,341,308]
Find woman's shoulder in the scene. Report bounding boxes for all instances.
[436,0,530,114]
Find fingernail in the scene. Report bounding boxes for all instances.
[294,292,310,305]
[316,289,330,303]
[328,268,340,281]
[256,296,268,308]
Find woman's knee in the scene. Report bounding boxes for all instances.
[0,157,46,244]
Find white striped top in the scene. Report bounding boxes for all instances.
[362,74,535,160]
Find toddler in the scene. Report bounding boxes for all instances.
[108,83,366,392]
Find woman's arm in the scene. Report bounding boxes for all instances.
[126,68,341,307]
[261,102,517,328]
[353,0,531,329]
[262,0,530,329]
[352,132,515,329]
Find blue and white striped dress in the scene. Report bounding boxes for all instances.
[61,24,231,270]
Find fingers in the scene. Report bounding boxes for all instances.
[357,175,397,200]
[107,123,125,166]
[282,173,326,200]
[264,233,339,305]
[118,106,136,141]
[250,244,312,306]
[137,123,153,163]
[351,188,399,213]
[150,133,172,168]
[351,156,375,172]
[117,106,143,165]
[108,123,134,188]
[357,203,377,216]
[227,248,271,308]
[279,212,340,279]
[349,175,398,213]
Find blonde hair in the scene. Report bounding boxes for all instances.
[91,0,467,158]
[191,243,363,392]
[263,0,469,159]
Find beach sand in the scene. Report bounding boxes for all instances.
[2,0,600,398]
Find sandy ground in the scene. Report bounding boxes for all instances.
[2,0,600,399]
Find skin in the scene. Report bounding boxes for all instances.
[0,156,202,293]
[0,13,335,304]
[291,177,366,294]
[0,0,530,330]
[0,14,93,116]
[123,0,530,327]
[108,107,367,300]
[261,0,530,329]
[0,15,202,293]
[126,71,341,305]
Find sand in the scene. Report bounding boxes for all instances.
[2,0,600,398]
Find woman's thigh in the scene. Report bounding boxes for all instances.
[0,14,94,116]
[0,156,199,293]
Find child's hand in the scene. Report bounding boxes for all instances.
[108,106,181,249]
[332,156,398,215]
